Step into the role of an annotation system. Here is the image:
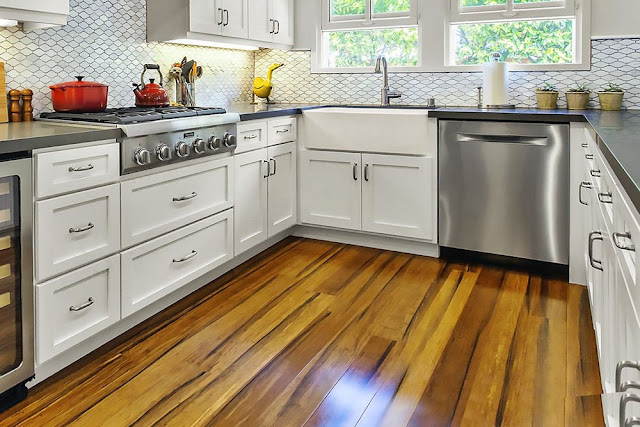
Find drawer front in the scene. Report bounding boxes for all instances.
[36,184,120,282]
[36,255,120,364]
[121,158,233,248]
[268,118,296,146]
[35,143,119,199]
[121,210,234,317]
[236,122,268,154]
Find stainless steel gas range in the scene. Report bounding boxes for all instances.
[40,106,240,175]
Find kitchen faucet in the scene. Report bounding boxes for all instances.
[374,55,401,106]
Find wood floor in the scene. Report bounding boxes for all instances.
[1,237,604,426]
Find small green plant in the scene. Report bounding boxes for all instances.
[537,82,559,92]
[568,83,590,93]
[601,83,623,93]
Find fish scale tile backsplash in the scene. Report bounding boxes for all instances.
[256,38,640,109]
[0,0,254,114]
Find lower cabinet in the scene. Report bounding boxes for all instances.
[300,150,435,241]
[234,142,297,255]
[121,210,234,318]
[36,255,121,364]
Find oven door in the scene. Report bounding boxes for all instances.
[0,156,34,394]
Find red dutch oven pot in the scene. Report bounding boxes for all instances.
[49,76,109,112]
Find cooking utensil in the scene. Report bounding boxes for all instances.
[182,60,195,83]
[49,76,109,113]
[196,66,203,79]
[0,63,7,123]
[133,64,170,107]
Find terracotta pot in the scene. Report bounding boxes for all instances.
[566,92,590,110]
[49,76,109,113]
[536,91,559,110]
[598,91,624,111]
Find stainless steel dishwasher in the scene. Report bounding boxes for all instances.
[439,120,569,264]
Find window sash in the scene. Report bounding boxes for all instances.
[451,0,575,24]
[324,0,418,30]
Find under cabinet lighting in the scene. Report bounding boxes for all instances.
[167,39,259,51]
[0,19,18,27]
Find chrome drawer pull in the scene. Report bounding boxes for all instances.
[69,297,94,312]
[588,231,604,271]
[69,222,94,234]
[620,393,640,427]
[616,361,640,392]
[263,160,270,178]
[581,143,588,148]
[244,134,258,140]
[68,164,94,172]
[591,169,601,177]
[613,232,636,252]
[579,182,593,206]
[173,192,197,202]
[598,192,613,204]
[585,154,594,160]
[364,164,370,182]
[353,163,358,181]
[270,158,277,176]
[276,129,290,134]
[173,250,198,263]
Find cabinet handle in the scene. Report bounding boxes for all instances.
[270,158,277,176]
[591,169,601,177]
[613,232,636,252]
[275,20,280,34]
[223,9,229,26]
[364,164,370,182]
[69,297,94,312]
[579,181,593,206]
[217,8,224,25]
[276,128,289,134]
[68,164,94,172]
[269,19,275,34]
[620,393,640,427]
[598,191,613,204]
[173,192,198,202]
[69,222,94,234]
[244,134,258,140]
[617,362,640,392]
[588,231,604,271]
[173,250,198,263]
[263,160,270,178]
[581,143,588,148]
[353,163,358,181]
[585,154,594,160]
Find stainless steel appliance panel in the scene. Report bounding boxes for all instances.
[439,120,569,264]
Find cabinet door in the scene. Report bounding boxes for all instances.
[271,0,294,45]
[248,0,272,42]
[220,0,249,38]
[234,148,268,255]
[299,150,361,230]
[361,154,433,240]
[189,0,222,35]
[267,142,296,236]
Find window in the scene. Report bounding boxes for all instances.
[449,0,585,67]
[317,0,419,70]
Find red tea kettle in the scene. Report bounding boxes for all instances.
[133,64,170,107]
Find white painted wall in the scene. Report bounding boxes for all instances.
[591,0,640,38]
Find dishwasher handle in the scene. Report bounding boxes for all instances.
[456,133,548,146]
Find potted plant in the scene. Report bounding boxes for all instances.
[536,83,560,110]
[598,83,625,111]
[566,84,591,110]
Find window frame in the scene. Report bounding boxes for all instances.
[451,0,576,24]
[323,0,418,30]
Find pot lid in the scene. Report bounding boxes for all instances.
[51,76,108,88]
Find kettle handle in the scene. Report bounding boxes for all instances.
[141,64,163,88]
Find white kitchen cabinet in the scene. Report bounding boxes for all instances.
[267,142,297,236]
[0,0,68,29]
[36,255,120,364]
[234,142,297,255]
[299,150,362,231]
[361,154,433,240]
[248,0,293,45]
[35,183,120,282]
[121,211,233,318]
[268,117,296,146]
[234,148,269,255]
[236,121,268,154]
[189,0,248,38]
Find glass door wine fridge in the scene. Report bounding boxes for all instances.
[0,155,33,409]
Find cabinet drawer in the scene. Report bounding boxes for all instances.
[121,210,233,318]
[35,143,119,199]
[268,118,296,146]
[35,184,120,281]
[121,158,233,248]
[36,255,120,364]
[236,121,268,153]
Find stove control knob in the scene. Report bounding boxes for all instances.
[223,133,237,148]
[134,148,151,166]
[176,141,191,158]
[193,138,206,155]
[156,143,171,161]
[208,136,222,150]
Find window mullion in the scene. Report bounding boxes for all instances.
[366,0,372,22]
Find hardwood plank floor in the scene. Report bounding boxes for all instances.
[0,237,604,427]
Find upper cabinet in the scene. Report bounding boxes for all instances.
[249,0,294,46]
[147,0,294,49]
[0,0,68,30]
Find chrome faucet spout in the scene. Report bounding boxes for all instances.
[374,55,400,106]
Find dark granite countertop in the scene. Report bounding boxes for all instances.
[0,121,122,155]
[225,103,326,121]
